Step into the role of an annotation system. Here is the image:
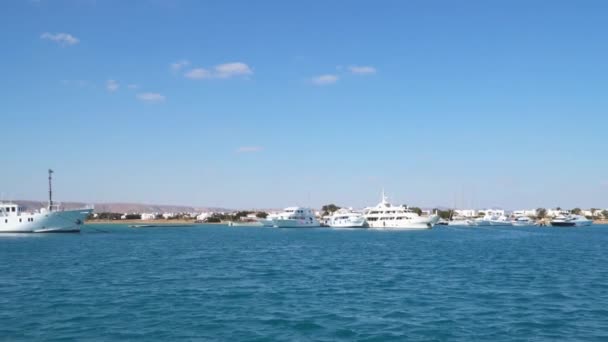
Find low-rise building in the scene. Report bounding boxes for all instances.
[513,209,537,217]
[141,213,156,220]
[454,209,477,217]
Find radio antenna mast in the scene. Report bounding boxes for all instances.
[48,169,54,211]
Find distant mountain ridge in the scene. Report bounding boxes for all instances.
[12,200,231,214]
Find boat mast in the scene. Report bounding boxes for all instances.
[48,169,54,211]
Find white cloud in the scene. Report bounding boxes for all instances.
[106,79,119,92]
[40,32,79,46]
[136,92,166,103]
[236,146,263,153]
[214,62,253,78]
[170,60,190,72]
[127,84,139,89]
[311,74,339,85]
[349,66,377,75]
[184,68,211,79]
[184,62,253,80]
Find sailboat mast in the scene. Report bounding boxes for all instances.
[48,169,54,211]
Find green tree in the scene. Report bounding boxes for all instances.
[571,208,582,215]
[409,207,423,216]
[536,208,547,219]
[321,204,340,216]
[602,210,608,219]
[125,214,141,220]
[256,212,268,219]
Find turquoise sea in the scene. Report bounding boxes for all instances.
[1,225,608,341]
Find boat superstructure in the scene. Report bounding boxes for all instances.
[0,170,93,233]
[271,207,321,228]
[363,192,439,230]
[328,208,368,228]
[511,216,537,226]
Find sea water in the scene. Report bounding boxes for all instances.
[1,225,608,341]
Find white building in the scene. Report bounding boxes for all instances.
[513,209,537,217]
[196,212,212,221]
[162,213,175,219]
[479,209,505,217]
[454,209,477,218]
[141,213,157,220]
[582,209,605,218]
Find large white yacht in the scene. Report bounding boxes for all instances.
[0,170,93,233]
[363,192,439,230]
[328,208,368,228]
[550,214,593,227]
[271,207,321,228]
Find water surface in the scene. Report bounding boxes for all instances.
[1,225,608,341]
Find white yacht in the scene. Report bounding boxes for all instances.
[511,216,536,226]
[550,214,593,227]
[447,218,476,227]
[474,211,513,226]
[328,208,368,228]
[0,170,93,233]
[363,192,439,230]
[271,207,321,228]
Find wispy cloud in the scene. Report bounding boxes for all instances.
[184,62,253,80]
[184,68,210,79]
[170,60,190,72]
[136,92,166,103]
[40,32,79,46]
[236,146,263,153]
[106,79,119,92]
[311,74,339,85]
[349,65,377,75]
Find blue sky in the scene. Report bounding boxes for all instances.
[1,0,607,210]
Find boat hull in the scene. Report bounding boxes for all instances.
[272,219,321,228]
[551,221,592,227]
[329,218,368,228]
[0,209,93,233]
[367,215,439,230]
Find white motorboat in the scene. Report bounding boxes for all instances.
[271,207,321,228]
[474,212,513,226]
[363,192,439,230]
[328,208,368,228]
[448,218,476,227]
[0,170,93,233]
[550,214,593,227]
[511,216,536,226]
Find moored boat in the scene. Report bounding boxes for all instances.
[0,170,92,233]
[271,207,321,228]
[550,214,592,227]
[363,192,439,230]
[328,208,368,228]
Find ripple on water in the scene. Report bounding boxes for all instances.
[2,225,608,341]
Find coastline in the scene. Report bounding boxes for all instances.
[85,219,211,226]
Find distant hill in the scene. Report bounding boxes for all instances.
[13,200,231,214]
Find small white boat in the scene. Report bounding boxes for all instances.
[271,207,321,228]
[363,191,439,230]
[511,216,536,226]
[328,209,368,228]
[550,214,593,227]
[447,219,476,227]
